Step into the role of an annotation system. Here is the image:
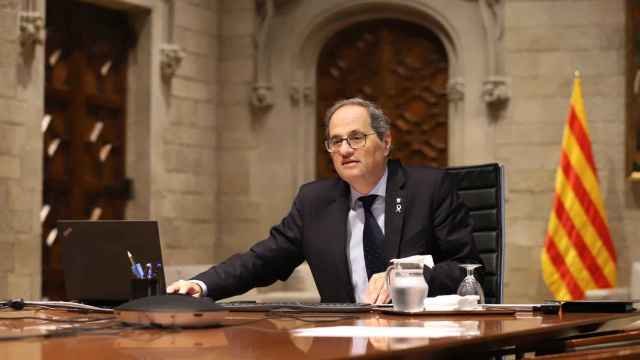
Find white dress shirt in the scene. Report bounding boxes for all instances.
[347,168,388,303]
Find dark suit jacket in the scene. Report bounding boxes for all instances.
[193,160,482,302]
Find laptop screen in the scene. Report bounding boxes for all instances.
[59,220,166,305]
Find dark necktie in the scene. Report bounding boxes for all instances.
[359,195,387,279]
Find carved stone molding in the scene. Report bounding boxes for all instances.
[19,11,44,50]
[466,0,509,108]
[290,84,314,106]
[303,86,314,104]
[290,85,302,105]
[482,76,510,106]
[251,0,275,110]
[251,83,274,108]
[159,43,184,81]
[472,0,504,74]
[447,78,465,103]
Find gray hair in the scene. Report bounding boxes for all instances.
[323,97,391,141]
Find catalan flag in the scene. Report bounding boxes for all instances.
[541,71,616,300]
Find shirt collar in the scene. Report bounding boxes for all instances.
[349,167,388,209]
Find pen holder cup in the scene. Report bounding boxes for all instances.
[130,278,159,300]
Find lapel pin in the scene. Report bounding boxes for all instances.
[395,197,403,213]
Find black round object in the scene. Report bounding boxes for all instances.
[115,295,223,313]
[9,298,25,310]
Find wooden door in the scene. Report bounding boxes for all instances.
[43,0,134,300]
[316,19,449,179]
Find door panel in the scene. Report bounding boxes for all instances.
[43,0,133,300]
[316,19,449,179]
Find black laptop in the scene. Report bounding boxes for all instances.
[59,220,166,307]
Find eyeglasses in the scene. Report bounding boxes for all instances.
[324,132,377,153]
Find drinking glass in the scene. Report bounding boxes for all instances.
[456,264,484,304]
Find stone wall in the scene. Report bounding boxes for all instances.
[159,0,219,271]
[0,0,221,298]
[501,0,627,302]
[215,0,261,261]
[0,0,43,299]
[0,0,634,304]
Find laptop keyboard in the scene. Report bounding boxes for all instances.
[217,301,373,313]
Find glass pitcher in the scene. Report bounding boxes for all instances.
[385,261,428,312]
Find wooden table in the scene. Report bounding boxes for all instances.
[1,308,639,359]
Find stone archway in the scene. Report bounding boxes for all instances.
[242,0,495,300]
[281,1,471,184]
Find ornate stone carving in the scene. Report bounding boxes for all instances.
[290,84,314,105]
[303,85,315,104]
[482,76,510,106]
[251,0,275,109]
[251,83,274,108]
[447,78,465,103]
[290,85,301,104]
[160,43,184,81]
[19,11,44,50]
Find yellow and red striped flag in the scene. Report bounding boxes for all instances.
[541,71,616,300]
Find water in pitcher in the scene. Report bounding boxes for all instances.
[390,276,428,312]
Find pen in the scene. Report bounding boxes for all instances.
[127,251,136,268]
[127,251,144,279]
[135,263,144,279]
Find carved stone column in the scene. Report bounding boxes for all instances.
[160,0,184,82]
[467,0,510,108]
[251,0,275,110]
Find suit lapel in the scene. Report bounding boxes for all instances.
[384,160,406,260]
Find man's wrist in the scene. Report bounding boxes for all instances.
[188,279,208,296]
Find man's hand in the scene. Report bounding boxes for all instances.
[365,272,390,304]
[166,280,203,298]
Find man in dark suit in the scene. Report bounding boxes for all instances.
[167,98,481,303]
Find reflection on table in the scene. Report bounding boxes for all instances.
[0,308,639,359]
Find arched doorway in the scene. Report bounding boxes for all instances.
[316,19,449,179]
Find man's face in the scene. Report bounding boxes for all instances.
[327,105,391,191]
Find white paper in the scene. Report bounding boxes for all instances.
[291,322,479,339]
[390,255,434,268]
[423,294,480,311]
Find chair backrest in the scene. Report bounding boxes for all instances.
[446,163,505,304]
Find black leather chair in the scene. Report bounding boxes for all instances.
[446,163,505,304]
